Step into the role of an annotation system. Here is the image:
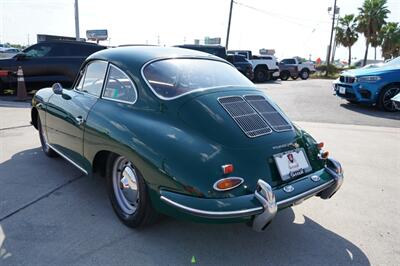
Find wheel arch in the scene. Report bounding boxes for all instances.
[31,107,39,130]
[254,64,269,71]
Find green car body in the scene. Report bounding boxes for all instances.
[31,46,343,231]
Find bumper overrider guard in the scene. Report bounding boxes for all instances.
[160,158,343,231]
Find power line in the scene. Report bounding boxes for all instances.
[233,1,330,28]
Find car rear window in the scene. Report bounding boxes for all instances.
[143,58,254,99]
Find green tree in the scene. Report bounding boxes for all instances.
[335,14,359,65]
[357,0,390,66]
[380,22,400,59]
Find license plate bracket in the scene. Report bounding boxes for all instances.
[273,149,312,181]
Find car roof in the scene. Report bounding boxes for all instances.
[87,46,223,70]
[37,40,106,47]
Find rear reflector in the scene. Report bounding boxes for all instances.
[221,164,234,174]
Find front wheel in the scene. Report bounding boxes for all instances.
[300,69,310,80]
[38,116,58,157]
[378,85,400,112]
[106,154,158,228]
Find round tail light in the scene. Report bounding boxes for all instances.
[213,177,244,191]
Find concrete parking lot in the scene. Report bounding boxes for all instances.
[0,79,399,265]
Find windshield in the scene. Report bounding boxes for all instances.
[143,58,254,99]
[384,57,400,67]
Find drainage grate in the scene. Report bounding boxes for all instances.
[218,96,272,138]
[244,95,293,132]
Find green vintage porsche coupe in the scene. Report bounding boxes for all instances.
[31,46,343,231]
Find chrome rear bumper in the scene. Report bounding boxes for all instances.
[159,158,344,232]
[252,158,343,231]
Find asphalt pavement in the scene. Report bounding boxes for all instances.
[0,79,399,265]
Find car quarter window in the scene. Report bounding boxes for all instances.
[103,65,137,103]
[81,61,108,97]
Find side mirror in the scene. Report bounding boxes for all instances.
[15,52,27,60]
[52,83,63,95]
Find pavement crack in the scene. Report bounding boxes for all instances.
[0,174,85,222]
[0,124,32,131]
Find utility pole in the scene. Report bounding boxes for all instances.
[331,13,340,63]
[326,0,337,76]
[74,0,80,41]
[225,0,234,49]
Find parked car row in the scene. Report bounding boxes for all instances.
[1,41,319,95]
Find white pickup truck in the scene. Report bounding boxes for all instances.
[278,58,316,80]
[227,50,280,82]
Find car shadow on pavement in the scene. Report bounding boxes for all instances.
[340,102,400,122]
[0,148,370,265]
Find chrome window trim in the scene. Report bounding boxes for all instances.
[101,63,138,105]
[73,60,109,98]
[243,94,294,132]
[47,143,88,175]
[140,56,256,101]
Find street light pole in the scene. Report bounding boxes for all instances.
[225,0,234,49]
[74,0,80,41]
[326,0,337,76]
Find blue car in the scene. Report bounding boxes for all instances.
[333,57,400,111]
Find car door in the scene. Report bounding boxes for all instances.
[45,60,108,172]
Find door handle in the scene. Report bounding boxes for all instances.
[75,116,84,125]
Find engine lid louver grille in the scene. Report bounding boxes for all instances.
[244,95,293,132]
[218,96,272,138]
[218,95,293,138]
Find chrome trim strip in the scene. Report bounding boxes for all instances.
[47,143,88,175]
[160,195,263,219]
[277,179,335,207]
[140,57,256,101]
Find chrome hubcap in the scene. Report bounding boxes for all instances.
[383,88,400,110]
[112,157,139,215]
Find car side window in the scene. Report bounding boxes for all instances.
[81,61,108,97]
[24,44,52,58]
[103,65,137,104]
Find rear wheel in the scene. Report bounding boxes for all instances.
[300,69,310,80]
[280,71,290,81]
[378,85,400,112]
[106,154,158,228]
[254,68,268,83]
[38,116,58,157]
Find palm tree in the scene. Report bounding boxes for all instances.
[380,22,400,59]
[357,0,390,66]
[335,14,358,65]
